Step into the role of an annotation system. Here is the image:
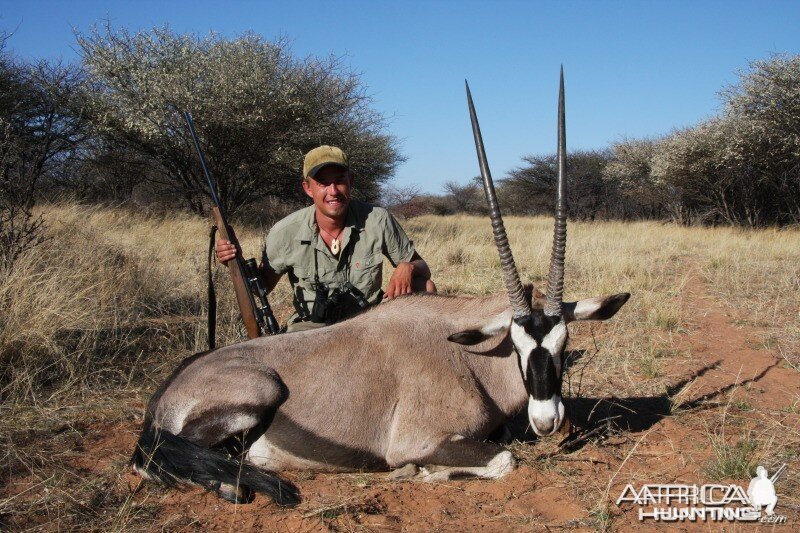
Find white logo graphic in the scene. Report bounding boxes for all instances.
[748,464,785,516]
[617,464,788,523]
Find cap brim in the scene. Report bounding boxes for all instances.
[308,162,349,178]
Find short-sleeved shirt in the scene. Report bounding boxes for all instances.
[264,199,416,324]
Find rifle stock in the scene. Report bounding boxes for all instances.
[211,207,261,339]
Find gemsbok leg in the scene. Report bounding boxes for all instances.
[391,433,515,481]
[133,361,299,505]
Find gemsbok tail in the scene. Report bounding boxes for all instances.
[131,424,299,506]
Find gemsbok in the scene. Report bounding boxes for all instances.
[132,69,630,505]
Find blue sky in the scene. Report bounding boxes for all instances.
[2,1,798,193]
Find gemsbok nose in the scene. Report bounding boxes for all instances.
[528,395,565,436]
[533,420,554,436]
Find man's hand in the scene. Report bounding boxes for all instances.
[215,239,238,263]
[384,262,415,299]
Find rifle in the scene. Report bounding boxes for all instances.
[183,112,280,346]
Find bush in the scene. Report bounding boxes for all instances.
[605,54,800,227]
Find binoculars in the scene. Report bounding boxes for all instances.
[309,281,369,324]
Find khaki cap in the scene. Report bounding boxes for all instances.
[303,145,349,179]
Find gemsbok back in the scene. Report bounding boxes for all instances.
[131,69,630,505]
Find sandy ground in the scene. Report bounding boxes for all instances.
[4,272,799,531]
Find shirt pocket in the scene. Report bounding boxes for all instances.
[294,262,335,288]
[350,251,384,298]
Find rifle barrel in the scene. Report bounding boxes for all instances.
[183,112,224,212]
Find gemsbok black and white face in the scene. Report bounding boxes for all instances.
[450,291,630,436]
[461,70,630,436]
[513,311,567,436]
[512,292,630,435]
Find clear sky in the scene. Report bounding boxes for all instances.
[1,0,798,193]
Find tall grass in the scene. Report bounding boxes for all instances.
[0,203,302,407]
[1,205,192,405]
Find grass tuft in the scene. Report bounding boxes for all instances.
[705,436,759,481]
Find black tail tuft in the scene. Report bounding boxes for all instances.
[131,424,300,506]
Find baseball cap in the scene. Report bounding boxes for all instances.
[303,145,349,179]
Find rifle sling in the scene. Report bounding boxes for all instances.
[207,224,217,350]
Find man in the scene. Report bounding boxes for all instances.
[216,145,436,332]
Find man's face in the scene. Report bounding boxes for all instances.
[303,165,352,219]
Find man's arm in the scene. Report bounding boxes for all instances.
[384,251,435,299]
[408,251,431,279]
[379,209,436,299]
[260,265,283,293]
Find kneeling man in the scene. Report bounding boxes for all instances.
[216,145,436,332]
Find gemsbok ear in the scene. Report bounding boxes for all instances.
[447,330,487,345]
[447,311,511,346]
[563,293,630,323]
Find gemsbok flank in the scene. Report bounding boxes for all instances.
[131,68,630,505]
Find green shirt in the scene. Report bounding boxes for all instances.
[264,199,416,324]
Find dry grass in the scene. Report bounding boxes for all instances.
[1,204,799,530]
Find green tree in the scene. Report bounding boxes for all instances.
[650,122,726,225]
[443,178,488,216]
[1,39,86,269]
[607,54,800,227]
[503,150,614,219]
[77,25,401,214]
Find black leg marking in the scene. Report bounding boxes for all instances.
[414,434,515,481]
